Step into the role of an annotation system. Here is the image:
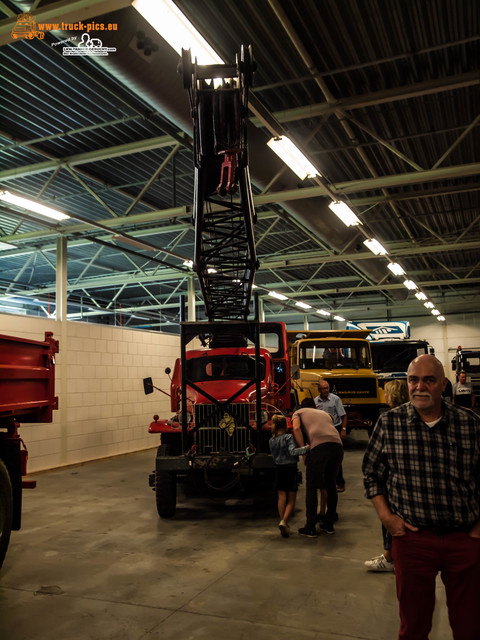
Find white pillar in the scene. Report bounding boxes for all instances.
[187,275,196,321]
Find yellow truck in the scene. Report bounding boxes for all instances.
[287,329,386,435]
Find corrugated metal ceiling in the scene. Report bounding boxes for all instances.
[0,0,479,330]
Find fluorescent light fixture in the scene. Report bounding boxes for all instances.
[328,201,361,227]
[0,190,69,221]
[387,262,405,276]
[403,279,418,290]
[269,291,288,301]
[296,301,312,310]
[183,260,193,268]
[317,309,331,316]
[333,315,345,322]
[415,291,427,301]
[363,238,388,255]
[437,315,446,321]
[267,136,320,181]
[132,0,223,65]
[431,309,440,316]
[0,241,16,250]
[424,301,434,309]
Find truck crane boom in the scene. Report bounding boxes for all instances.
[181,45,258,321]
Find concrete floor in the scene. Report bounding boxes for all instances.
[1,431,452,640]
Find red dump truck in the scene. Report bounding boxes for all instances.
[0,331,59,568]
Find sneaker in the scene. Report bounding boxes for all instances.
[298,526,318,538]
[278,520,290,538]
[364,554,395,572]
[320,521,335,535]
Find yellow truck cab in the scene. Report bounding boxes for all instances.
[287,329,386,435]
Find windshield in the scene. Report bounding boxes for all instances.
[299,341,371,370]
[186,355,266,381]
[370,341,429,372]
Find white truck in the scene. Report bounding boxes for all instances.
[346,321,434,387]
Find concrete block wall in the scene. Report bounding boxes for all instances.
[0,314,180,472]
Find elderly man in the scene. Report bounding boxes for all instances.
[314,381,347,491]
[363,354,480,640]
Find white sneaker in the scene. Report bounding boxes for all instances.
[279,520,290,538]
[364,554,394,572]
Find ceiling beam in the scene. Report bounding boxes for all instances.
[250,72,480,126]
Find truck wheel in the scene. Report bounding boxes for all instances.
[155,445,176,518]
[0,460,13,569]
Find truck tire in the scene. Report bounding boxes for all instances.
[155,445,176,518]
[0,460,13,569]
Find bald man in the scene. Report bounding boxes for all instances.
[363,355,480,640]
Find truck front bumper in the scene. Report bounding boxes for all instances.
[154,452,276,472]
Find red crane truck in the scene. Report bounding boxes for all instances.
[0,331,59,568]
[144,47,296,516]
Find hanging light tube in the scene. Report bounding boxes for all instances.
[0,190,69,221]
[267,136,320,180]
[363,238,388,255]
[387,262,405,276]
[269,291,288,301]
[328,201,361,227]
[132,0,224,65]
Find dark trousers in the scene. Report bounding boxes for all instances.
[334,425,345,486]
[392,530,480,640]
[305,442,343,527]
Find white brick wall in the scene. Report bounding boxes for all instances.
[0,314,180,472]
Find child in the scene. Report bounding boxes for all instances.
[269,414,310,537]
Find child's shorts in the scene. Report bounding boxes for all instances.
[276,464,299,492]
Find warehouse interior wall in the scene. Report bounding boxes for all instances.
[409,313,480,384]
[1,314,179,473]
[2,313,479,473]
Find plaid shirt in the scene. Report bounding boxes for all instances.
[363,401,480,530]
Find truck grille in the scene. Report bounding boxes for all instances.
[324,377,377,399]
[194,403,250,453]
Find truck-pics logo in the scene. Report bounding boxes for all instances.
[11,12,45,40]
[10,12,117,56]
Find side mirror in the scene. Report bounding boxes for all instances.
[143,377,154,395]
[291,364,300,380]
[165,367,171,375]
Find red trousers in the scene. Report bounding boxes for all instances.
[391,530,480,640]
